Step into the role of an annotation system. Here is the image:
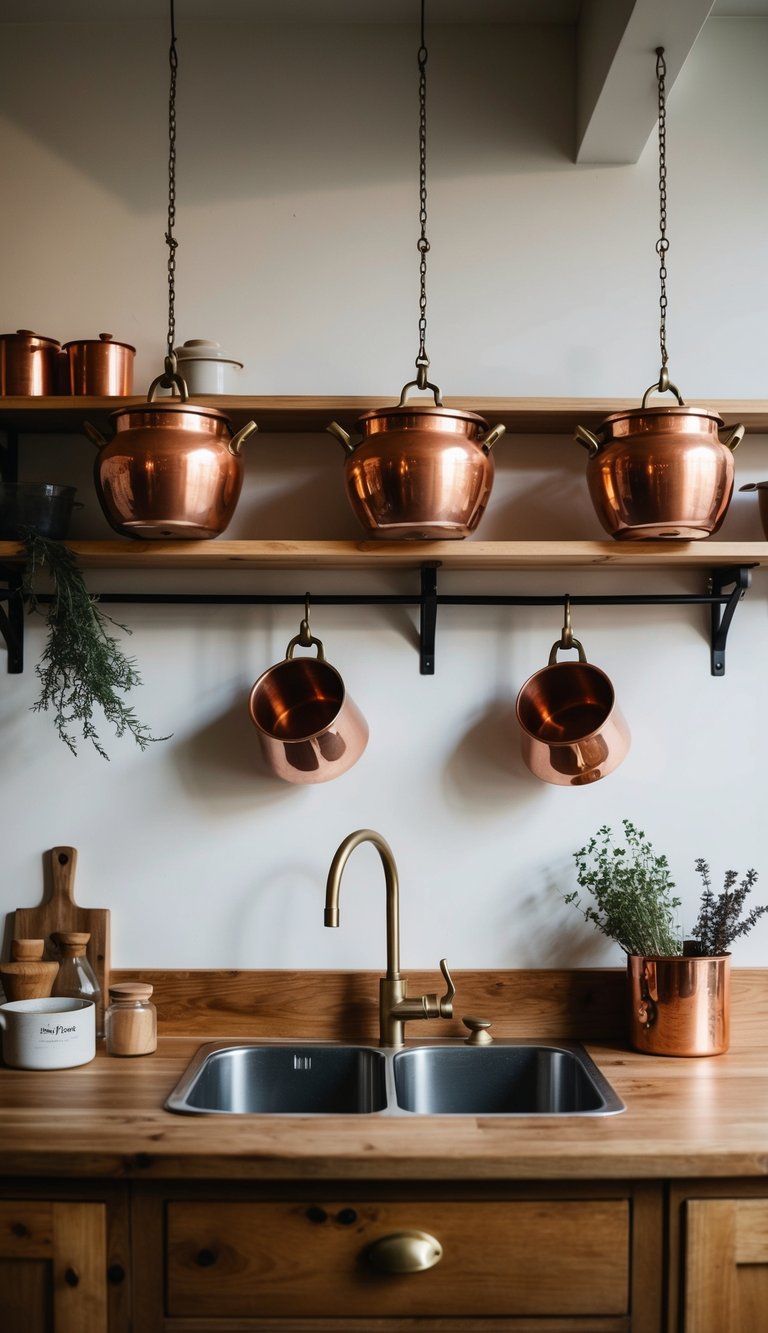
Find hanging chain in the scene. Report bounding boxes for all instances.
[165,0,179,366]
[655,47,669,384]
[415,0,430,390]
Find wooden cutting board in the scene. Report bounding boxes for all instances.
[13,847,110,1001]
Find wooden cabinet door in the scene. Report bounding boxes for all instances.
[0,1201,108,1333]
[684,1198,768,1333]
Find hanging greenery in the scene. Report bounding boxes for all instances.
[20,532,169,760]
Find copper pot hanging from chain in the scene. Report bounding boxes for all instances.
[575,50,744,541]
[327,0,504,540]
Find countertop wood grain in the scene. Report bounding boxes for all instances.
[2,970,767,1183]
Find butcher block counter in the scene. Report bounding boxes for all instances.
[3,969,768,1333]
[1,967,768,1181]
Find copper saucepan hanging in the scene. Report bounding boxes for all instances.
[248,603,369,785]
[328,381,504,540]
[515,602,630,787]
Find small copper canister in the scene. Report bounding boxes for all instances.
[0,329,61,395]
[64,332,135,396]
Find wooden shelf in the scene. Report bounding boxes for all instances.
[2,539,767,570]
[1,395,767,435]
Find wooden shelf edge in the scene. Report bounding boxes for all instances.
[2,395,767,434]
[2,539,767,570]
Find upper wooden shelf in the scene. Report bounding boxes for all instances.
[1,395,767,435]
[2,539,767,570]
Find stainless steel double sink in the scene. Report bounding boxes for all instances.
[165,1039,625,1117]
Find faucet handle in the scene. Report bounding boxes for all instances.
[438,958,455,1018]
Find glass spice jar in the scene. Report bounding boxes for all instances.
[51,930,103,1037]
[105,982,157,1057]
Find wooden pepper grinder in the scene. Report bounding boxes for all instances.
[0,939,59,1002]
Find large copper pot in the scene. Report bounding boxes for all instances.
[0,329,61,396]
[576,381,744,541]
[327,384,504,540]
[84,385,256,539]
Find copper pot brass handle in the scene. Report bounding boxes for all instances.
[228,421,258,456]
[285,633,326,661]
[479,423,506,454]
[641,375,685,408]
[366,1230,443,1274]
[720,423,745,452]
[83,421,108,450]
[326,421,356,456]
[575,424,601,458]
[397,377,444,408]
[547,636,587,666]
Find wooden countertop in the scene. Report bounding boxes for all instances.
[2,1035,768,1183]
[2,969,767,1182]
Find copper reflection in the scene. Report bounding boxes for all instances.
[64,333,135,396]
[0,330,61,396]
[516,649,630,787]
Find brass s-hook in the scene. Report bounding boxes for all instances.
[298,592,313,647]
[559,594,574,650]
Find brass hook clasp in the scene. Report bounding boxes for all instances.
[298,592,313,647]
[560,594,574,650]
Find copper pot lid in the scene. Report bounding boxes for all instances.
[110,398,234,426]
[600,402,725,430]
[359,402,490,429]
[63,332,136,353]
[1,328,60,349]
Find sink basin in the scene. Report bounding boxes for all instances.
[165,1042,388,1115]
[165,1039,624,1116]
[393,1042,624,1115]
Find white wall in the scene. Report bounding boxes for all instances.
[1,15,767,971]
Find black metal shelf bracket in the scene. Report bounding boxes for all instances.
[709,565,751,677]
[0,558,754,679]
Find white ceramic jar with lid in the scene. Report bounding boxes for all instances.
[105,982,157,1057]
[173,339,243,394]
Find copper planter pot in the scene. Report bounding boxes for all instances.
[248,630,368,785]
[515,639,630,786]
[64,333,135,396]
[85,390,256,539]
[627,953,730,1057]
[327,387,504,540]
[576,391,744,540]
[0,329,61,396]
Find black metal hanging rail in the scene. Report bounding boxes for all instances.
[0,562,752,678]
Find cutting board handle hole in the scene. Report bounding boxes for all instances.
[58,853,70,866]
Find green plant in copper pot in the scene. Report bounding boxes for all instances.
[565,819,683,957]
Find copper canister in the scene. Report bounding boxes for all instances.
[64,333,136,396]
[627,954,730,1057]
[0,329,61,396]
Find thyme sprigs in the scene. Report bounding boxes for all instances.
[21,533,169,760]
[566,819,682,957]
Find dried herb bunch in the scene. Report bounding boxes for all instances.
[566,819,682,957]
[686,860,768,957]
[21,532,168,760]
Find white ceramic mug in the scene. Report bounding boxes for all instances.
[0,997,95,1069]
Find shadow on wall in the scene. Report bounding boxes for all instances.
[0,21,575,210]
[443,698,541,814]
[171,692,300,811]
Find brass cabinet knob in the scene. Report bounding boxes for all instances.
[365,1229,443,1274]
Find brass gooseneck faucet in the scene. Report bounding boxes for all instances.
[324,828,455,1048]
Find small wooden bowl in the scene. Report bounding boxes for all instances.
[0,961,59,1002]
[10,939,45,962]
